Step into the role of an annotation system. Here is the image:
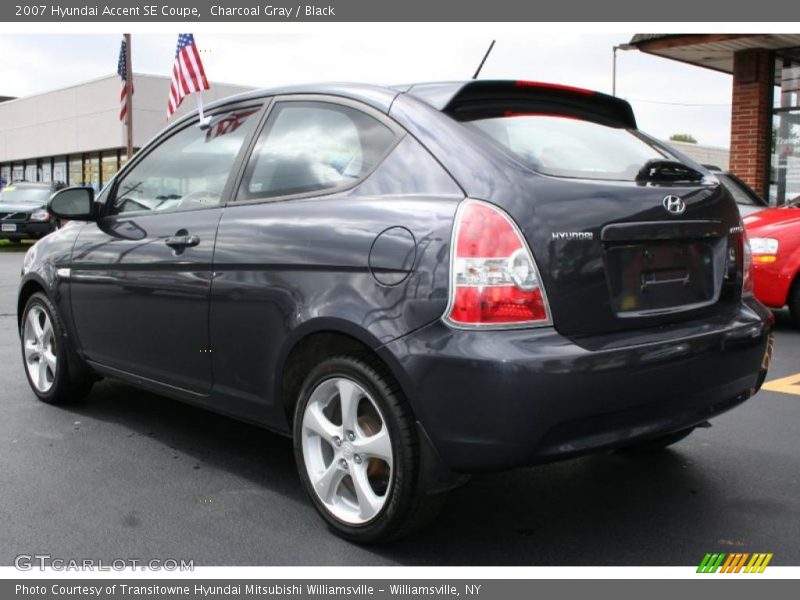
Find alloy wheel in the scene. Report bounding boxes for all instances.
[301,376,393,524]
[23,305,57,393]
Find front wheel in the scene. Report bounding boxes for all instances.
[293,355,444,543]
[20,292,93,404]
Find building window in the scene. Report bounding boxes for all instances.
[84,153,100,191]
[0,165,10,187]
[69,156,83,186]
[770,51,800,205]
[40,159,52,184]
[25,161,37,182]
[53,158,67,187]
[12,164,24,182]
[101,150,120,189]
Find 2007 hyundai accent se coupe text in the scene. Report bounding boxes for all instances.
[18,80,773,542]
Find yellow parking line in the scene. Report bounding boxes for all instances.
[761,372,800,396]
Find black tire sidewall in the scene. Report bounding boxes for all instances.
[789,279,800,327]
[292,356,417,543]
[20,292,71,404]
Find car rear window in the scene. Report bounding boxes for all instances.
[465,114,671,181]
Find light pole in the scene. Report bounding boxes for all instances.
[612,43,635,96]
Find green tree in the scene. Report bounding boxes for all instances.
[669,133,698,144]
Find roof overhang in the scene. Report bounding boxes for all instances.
[629,34,800,84]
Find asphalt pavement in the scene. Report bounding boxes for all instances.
[0,250,798,566]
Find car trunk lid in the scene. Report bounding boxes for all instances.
[517,177,741,337]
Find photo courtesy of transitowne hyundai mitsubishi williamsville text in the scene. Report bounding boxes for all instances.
[20,79,773,543]
[16,584,467,596]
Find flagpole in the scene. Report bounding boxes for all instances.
[196,92,205,121]
[124,33,133,160]
[196,91,211,128]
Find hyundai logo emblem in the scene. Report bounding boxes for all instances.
[662,195,686,215]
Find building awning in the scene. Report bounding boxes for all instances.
[629,34,800,83]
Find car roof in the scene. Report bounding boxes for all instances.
[183,79,631,124]
[188,82,401,120]
[199,81,487,114]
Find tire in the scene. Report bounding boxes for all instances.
[616,427,695,454]
[20,292,93,404]
[293,354,445,543]
[789,278,800,328]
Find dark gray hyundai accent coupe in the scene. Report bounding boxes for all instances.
[18,80,773,542]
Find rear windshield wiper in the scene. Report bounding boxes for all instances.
[635,159,705,184]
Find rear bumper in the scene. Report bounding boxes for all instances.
[380,299,773,473]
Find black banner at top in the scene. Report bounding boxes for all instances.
[1,0,799,22]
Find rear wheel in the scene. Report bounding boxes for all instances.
[293,355,445,543]
[788,278,800,328]
[616,427,695,454]
[20,292,93,404]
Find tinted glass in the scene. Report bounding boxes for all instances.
[111,107,260,215]
[466,115,671,181]
[238,101,396,201]
[717,174,761,207]
[0,185,50,204]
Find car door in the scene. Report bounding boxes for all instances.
[69,103,264,394]
[209,97,404,420]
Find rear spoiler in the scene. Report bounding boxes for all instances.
[402,80,637,129]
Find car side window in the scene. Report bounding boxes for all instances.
[237,101,397,201]
[109,107,261,216]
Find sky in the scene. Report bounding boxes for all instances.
[0,32,735,147]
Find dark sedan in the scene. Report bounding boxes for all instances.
[18,81,773,542]
[0,182,58,241]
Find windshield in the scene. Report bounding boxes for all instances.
[466,115,672,181]
[0,185,50,204]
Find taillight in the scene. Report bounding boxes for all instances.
[742,230,755,297]
[445,199,551,328]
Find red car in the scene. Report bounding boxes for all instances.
[744,203,800,325]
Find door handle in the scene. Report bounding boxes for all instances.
[165,234,200,249]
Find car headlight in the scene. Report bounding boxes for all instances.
[28,209,50,222]
[749,237,779,262]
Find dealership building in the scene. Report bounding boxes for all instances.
[0,73,252,190]
[630,33,800,204]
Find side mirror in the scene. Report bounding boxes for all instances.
[48,187,96,221]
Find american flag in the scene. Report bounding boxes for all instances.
[117,36,133,123]
[167,33,210,119]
